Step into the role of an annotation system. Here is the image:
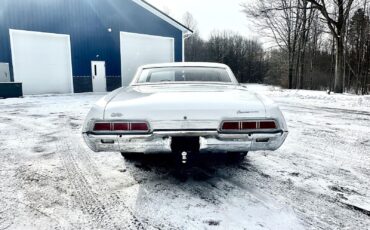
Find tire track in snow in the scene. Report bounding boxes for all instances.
[57,141,119,229]
[57,133,145,230]
[0,115,71,229]
[71,142,147,229]
[1,108,144,229]
[0,200,13,230]
[64,117,148,229]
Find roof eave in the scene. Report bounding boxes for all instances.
[132,0,193,34]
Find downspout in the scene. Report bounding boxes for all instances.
[182,31,192,62]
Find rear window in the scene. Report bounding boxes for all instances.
[136,67,233,83]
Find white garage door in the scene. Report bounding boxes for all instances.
[10,29,73,95]
[120,32,174,86]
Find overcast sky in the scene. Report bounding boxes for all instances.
[145,0,260,40]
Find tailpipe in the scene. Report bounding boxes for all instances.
[181,151,188,164]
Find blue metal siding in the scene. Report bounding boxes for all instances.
[73,77,92,93]
[0,83,23,98]
[0,0,183,91]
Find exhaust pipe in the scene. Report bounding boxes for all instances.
[181,151,188,164]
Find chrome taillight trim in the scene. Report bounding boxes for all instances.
[219,119,278,133]
[92,120,151,134]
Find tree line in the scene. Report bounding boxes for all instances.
[183,0,370,94]
[182,13,267,84]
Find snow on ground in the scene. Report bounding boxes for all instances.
[250,84,370,113]
[0,85,369,230]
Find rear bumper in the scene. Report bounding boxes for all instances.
[83,130,288,153]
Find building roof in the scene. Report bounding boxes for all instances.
[140,62,229,69]
[132,0,193,34]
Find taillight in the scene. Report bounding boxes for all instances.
[131,122,149,131]
[260,121,276,129]
[242,121,257,129]
[93,123,111,131]
[222,122,239,130]
[93,121,150,133]
[221,120,277,131]
[112,123,129,131]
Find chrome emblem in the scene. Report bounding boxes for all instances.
[111,113,123,118]
[237,110,259,114]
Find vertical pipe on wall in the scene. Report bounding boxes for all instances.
[182,31,185,62]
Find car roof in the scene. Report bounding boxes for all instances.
[139,62,230,69]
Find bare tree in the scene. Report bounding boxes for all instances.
[182,12,198,32]
[306,0,356,93]
[307,11,323,89]
[183,1,369,94]
[241,0,304,89]
[297,0,316,89]
[347,6,370,94]
[182,12,205,62]
[202,31,267,83]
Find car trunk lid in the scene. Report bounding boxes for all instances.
[104,84,266,130]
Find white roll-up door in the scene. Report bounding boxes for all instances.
[120,32,174,86]
[10,29,73,95]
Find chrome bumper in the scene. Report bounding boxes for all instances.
[83,130,288,154]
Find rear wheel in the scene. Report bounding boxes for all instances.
[120,152,142,160]
[227,152,248,162]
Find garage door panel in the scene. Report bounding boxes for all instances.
[10,29,73,95]
[120,32,174,86]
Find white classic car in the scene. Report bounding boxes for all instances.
[82,63,288,160]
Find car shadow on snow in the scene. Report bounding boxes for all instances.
[120,153,306,229]
[123,153,248,182]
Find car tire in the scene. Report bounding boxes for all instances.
[120,152,141,160]
[227,152,248,162]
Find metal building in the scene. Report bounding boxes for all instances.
[0,0,192,96]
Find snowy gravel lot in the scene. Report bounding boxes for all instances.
[0,84,369,229]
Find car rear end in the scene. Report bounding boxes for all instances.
[83,119,287,154]
[82,63,288,154]
[82,99,288,154]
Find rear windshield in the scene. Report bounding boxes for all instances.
[136,67,233,83]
